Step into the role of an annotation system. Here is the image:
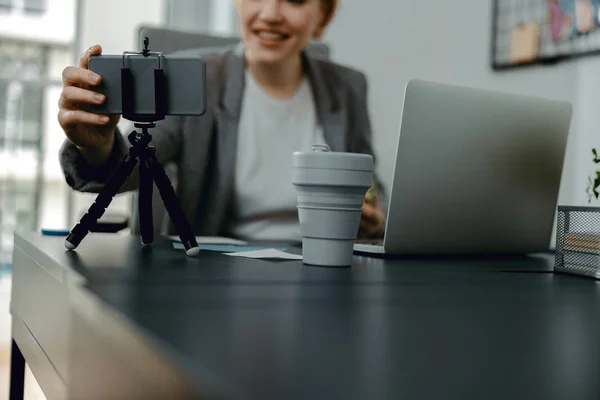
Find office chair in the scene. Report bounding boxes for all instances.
[95,25,331,236]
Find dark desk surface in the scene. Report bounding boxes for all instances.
[15,232,600,399]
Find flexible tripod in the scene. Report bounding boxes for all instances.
[65,38,200,256]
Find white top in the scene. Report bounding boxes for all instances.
[232,70,326,241]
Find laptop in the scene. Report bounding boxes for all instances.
[354,79,572,255]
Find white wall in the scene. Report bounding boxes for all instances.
[324,0,580,208]
[165,0,212,33]
[163,0,237,35]
[77,0,165,54]
[572,58,600,206]
[211,0,237,34]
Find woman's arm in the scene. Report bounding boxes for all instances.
[59,115,185,194]
[346,71,388,238]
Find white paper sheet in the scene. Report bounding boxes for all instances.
[224,249,303,260]
[167,236,248,246]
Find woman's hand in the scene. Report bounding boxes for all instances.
[57,44,120,166]
[359,184,386,238]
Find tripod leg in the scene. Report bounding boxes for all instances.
[139,158,154,245]
[146,149,199,256]
[65,154,138,250]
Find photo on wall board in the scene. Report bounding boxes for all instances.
[492,0,600,69]
[511,21,541,63]
[573,0,596,35]
[548,0,573,41]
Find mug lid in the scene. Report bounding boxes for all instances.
[293,144,374,172]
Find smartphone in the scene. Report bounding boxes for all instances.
[87,54,207,116]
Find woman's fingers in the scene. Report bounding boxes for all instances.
[360,217,375,232]
[360,203,386,236]
[62,65,102,87]
[360,212,377,233]
[79,44,102,69]
[61,45,102,88]
[56,43,117,155]
[361,204,378,222]
[59,86,105,109]
[58,108,111,129]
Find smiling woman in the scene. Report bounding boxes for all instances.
[57,0,388,242]
[236,0,337,63]
[235,0,338,98]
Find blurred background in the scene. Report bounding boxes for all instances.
[0,0,239,267]
[0,0,599,268]
[2,0,600,397]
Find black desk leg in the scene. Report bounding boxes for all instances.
[9,339,25,400]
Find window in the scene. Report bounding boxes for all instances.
[0,0,12,12]
[0,40,54,264]
[0,45,45,147]
[0,80,8,144]
[20,83,44,145]
[23,0,46,14]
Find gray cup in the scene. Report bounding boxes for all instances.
[292,144,374,267]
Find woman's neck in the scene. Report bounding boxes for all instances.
[246,54,304,100]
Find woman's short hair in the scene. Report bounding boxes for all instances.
[317,0,338,37]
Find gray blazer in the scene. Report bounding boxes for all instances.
[59,44,384,236]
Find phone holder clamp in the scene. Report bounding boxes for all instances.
[121,37,166,122]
